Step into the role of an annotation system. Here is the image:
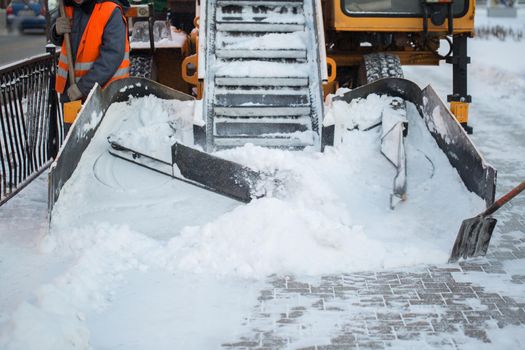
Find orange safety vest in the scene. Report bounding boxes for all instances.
[55,2,130,94]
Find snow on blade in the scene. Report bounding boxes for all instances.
[46,92,485,279]
[108,95,195,162]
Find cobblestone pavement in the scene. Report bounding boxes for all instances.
[221,224,525,349]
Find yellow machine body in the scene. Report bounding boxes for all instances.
[329,1,475,33]
[320,0,476,126]
[183,0,476,127]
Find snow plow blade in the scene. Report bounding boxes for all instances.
[108,140,266,203]
[332,77,497,208]
[49,77,273,217]
[49,78,193,215]
[172,143,264,202]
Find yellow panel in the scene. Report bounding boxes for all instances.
[330,51,440,67]
[64,100,83,124]
[330,1,475,33]
[450,101,470,124]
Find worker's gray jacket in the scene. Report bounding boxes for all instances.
[50,0,129,100]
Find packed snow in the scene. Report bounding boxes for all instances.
[217,32,309,50]
[1,6,524,350]
[46,88,485,277]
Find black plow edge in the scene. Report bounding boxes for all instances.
[333,77,496,207]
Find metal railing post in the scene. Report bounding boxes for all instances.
[46,45,60,159]
[0,50,64,206]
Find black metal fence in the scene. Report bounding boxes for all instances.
[0,46,63,206]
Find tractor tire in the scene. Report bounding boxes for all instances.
[360,53,404,84]
[358,53,408,137]
[130,54,153,79]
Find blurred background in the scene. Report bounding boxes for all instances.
[1,0,522,66]
[0,0,195,65]
[0,0,522,66]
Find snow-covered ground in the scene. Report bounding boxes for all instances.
[1,6,524,350]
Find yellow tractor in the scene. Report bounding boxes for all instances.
[50,0,496,260]
[179,0,475,137]
[325,0,474,130]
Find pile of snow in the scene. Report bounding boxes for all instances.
[108,95,195,161]
[1,92,486,348]
[47,92,484,279]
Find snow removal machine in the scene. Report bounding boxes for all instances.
[49,0,497,260]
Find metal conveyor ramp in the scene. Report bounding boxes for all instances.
[202,0,326,150]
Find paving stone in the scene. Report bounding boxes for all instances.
[223,340,260,347]
[276,318,295,324]
[500,296,520,306]
[463,328,490,342]
[223,234,525,349]
[318,345,358,350]
[366,286,394,294]
[260,337,288,347]
[311,299,324,309]
[333,286,360,293]
[425,337,457,349]
[366,326,396,341]
[375,273,400,280]
[513,251,525,258]
[392,287,417,298]
[270,278,287,288]
[409,298,445,306]
[322,275,344,284]
[395,331,421,340]
[492,314,522,327]
[511,275,525,283]
[311,286,335,294]
[460,265,484,272]
[394,324,433,332]
[288,310,304,318]
[384,301,410,308]
[482,266,507,274]
[429,267,462,273]
[376,312,402,320]
[403,321,434,331]
[287,281,310,290]
[288,288,311,294]
[423,281,449,289]
[356,341,386,349]
[311,293,337,301]
[258,290,274,301]
[331,334,356,344]
[431,319,459,332]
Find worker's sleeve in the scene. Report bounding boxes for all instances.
[49,13,63,46]
[76,8,126,96]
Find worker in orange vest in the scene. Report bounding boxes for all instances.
[50,0,130,102]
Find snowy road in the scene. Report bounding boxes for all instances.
[1,7,524,350]
[0,33,47,66]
